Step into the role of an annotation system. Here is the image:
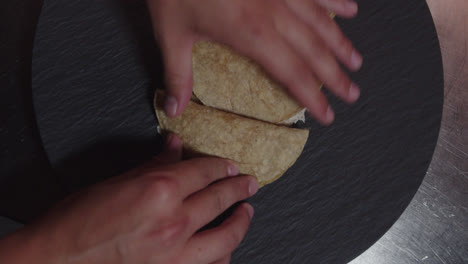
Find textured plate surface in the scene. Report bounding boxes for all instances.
[32,0,443,263]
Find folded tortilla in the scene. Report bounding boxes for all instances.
[154,93,309,187]
[192,41,306,125]
[191,14,334,125]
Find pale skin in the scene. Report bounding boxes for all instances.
[150,0,362,125]
[0,0,361,263]
[0,135,257,264]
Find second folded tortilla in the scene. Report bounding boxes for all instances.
[154,93,309,187]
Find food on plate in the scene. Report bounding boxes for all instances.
[154,92,309,187]
[191,12,335,125]
[192,41,307,125]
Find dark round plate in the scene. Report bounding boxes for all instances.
[32,0,443,263]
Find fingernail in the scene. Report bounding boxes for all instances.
[164,96,178,117]
[227,163,239,177]
[248,178,259,196]
[325,106,335,123]
[345,1,358,13]
[348,83,360,102]
[350,51,363,70]
[245,204,254,220]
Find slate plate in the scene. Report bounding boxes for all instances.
[32,0,443,263]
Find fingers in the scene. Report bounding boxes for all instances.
[286,0,363,72]
[151,134,183,165]
[314,0,358,18]
[167,158,239,197]
[274,7,359,103]
[139,134,182,173]
[160,35,194,117]
[210,255,231,264]
[183,203,253,264]
[184,175,258,232]
[234,29,333,124]
[163,134,183,162]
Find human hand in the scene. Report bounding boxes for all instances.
[0,135,257,264]
[148,0,363,125]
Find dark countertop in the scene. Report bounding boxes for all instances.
[0,0,63,221]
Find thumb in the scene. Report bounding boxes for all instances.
[161,36,194,117]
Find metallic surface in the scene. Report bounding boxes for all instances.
[351,1,468,263]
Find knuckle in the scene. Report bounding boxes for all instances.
[146,177,178,203]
